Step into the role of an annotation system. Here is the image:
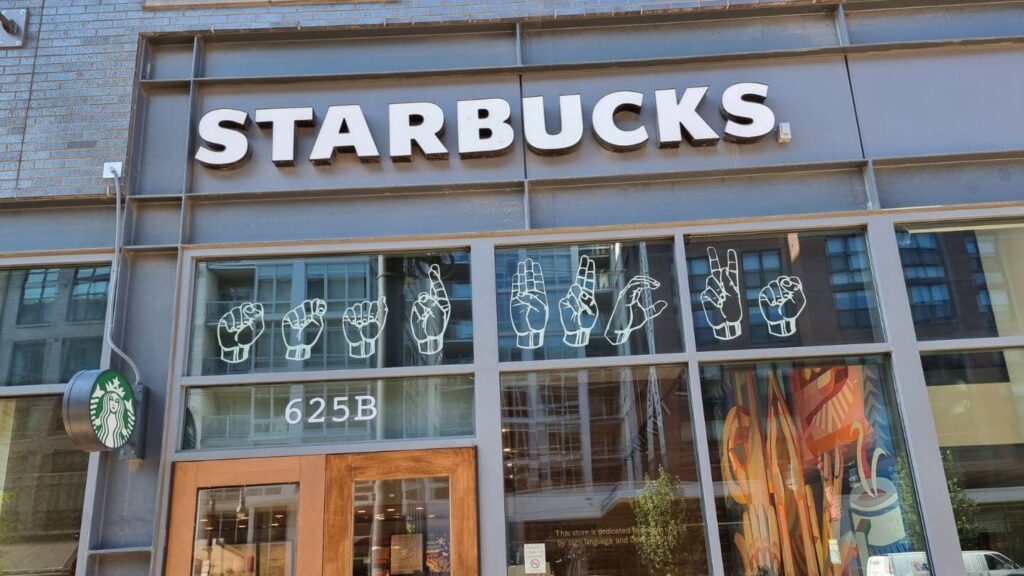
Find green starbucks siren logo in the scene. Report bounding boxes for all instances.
[87,370,136,449]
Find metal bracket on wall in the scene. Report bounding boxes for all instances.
[0,9,27,49]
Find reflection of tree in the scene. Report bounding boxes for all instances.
[630,466,704,576]
[0,490,12,573]
[896,450,979,550]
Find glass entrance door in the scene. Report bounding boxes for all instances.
[324,449,478,576]
[164,448,477,576]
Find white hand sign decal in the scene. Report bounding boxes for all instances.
[410,264,452,355]
[281,298,327,361]
[700,247,744,341]
[559,255,599,347]
[510,258,548,349]
[342,296,388,359]
[604,275,668,346]
[758,276,806,337]
[217,302,265,364]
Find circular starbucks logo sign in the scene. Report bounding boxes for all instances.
[63,369,138,452]
[88,371,136,449]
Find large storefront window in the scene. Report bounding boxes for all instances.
[188,251,472,376]
[701,356,928,576]
[921,349,1024,571]
[687,230,884,350]
[502,365,708,576]
[897,222,1024,340]
[0,396,90,576]
[0,266,110,386]
[496,240,683,362]
[183,376,474,450]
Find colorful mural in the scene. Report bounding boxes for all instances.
[713,361,920,576]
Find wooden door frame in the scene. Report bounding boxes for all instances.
[324,447,479,576]
[165,455,326,576]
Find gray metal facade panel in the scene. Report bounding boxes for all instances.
[201,30,518,78]
[521,56,864,181]
[191,75,526,194]
[99,254,177,548]
[132,202,183,246]
[188,189,526,244]
[876,158,1024,209]
[849,45,1024,159]
[135,89,191,197]
[528,169,869,228]
[521,11,841,65]
[0,206,115,253]
[845,2,1024,45]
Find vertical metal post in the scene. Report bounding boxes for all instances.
[470,239,508,575]
[674,232,726,576]
[866,217,965,576]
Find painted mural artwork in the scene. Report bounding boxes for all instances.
[714,361,919,576]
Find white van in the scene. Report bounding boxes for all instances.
[866,550,1024,576]
[962,551,1024,576]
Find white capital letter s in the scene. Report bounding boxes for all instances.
[195,108,251,170]
[721,82,775,143]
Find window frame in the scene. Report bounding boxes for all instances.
[157,206,1024,576]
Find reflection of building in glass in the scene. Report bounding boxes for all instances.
[0,396,90,576]
[183,378,474,451]
[688,232,880,349]
[923,350,1024,567]
[898,229,1017,339]
[191,254,472,376]
[0,266,109,387]
[495,242,680,362]
[192,484,298,576]
[352,477,451,576]
[501,366,705,576]
[899,232,955,325]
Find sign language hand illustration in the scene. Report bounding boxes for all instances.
[758,276,806,337]
[559,255,599,347]
[701,247,744,341]
[342,296,389,359]
[410,264,452,355]
[603,275,668,345]
[217,302,265,364]
[510,258,549,349]
[281,298,328,361]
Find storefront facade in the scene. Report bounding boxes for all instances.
[1,1,1023,576]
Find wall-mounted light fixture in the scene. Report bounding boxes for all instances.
[0,9,26,49]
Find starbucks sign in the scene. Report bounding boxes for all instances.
[63,369,138,452]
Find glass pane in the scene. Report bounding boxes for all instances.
[687,229,884,351]
[0,266,109,386]
[897,223,1024,340]
[183,376,474,451]
[352,476,451,576]
[701,356,929,576]
[60,337,103,382]
[192,484,298,576]
[502,365,708,576]
[188,251,472,376]
[66,266,110,322]
[495,240,683,362]
[0,396,89,576]
[922,349,1024,570]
